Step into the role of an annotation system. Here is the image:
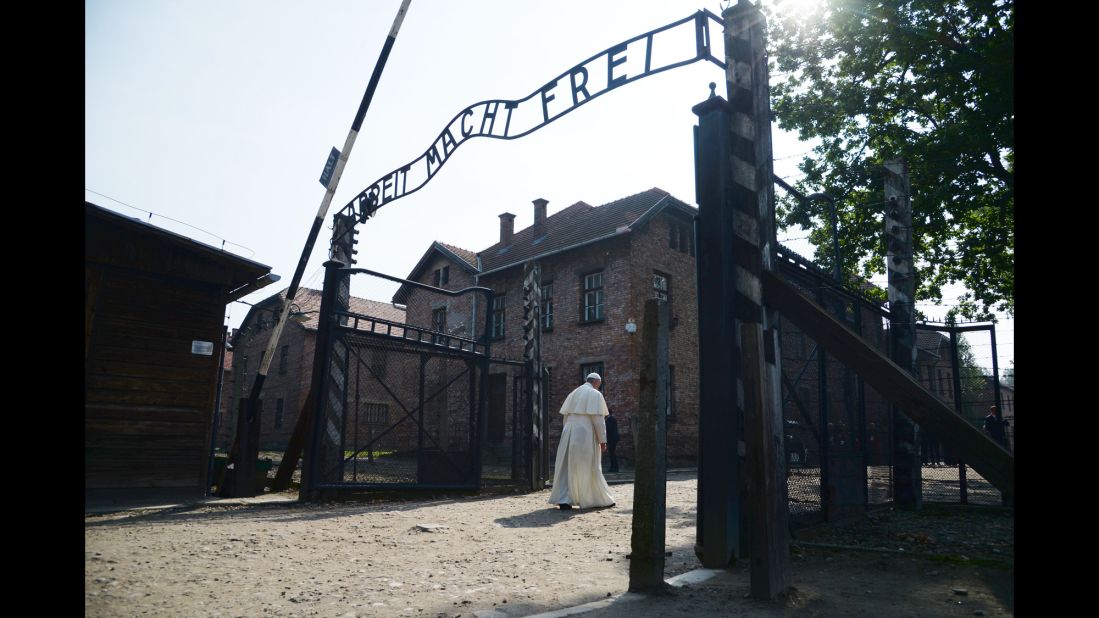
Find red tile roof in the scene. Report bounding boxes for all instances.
[438,242,478,269]
[477,188,695,274]
[243,287,406,334]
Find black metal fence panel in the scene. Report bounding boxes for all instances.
[305,268,533,494]
[915,325,1006,506]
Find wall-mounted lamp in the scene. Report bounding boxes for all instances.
[625,318,637,334]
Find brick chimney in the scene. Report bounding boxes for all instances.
[499,212,516,246]
[532,198,548,238]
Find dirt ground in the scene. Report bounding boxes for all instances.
[85,473,1012,617]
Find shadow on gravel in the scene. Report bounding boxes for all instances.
[493,506,587,528]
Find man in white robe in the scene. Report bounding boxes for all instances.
[547,373,616,510]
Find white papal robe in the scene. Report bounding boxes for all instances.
[547,382,616,508]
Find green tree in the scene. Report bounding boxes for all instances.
[767,0,1013,319]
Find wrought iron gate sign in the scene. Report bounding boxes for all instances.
[339,9,725,224]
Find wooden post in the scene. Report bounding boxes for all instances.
[629,299,671,594]
[884,157,921,509]
[723,0,790,598]
[694,0,791,593]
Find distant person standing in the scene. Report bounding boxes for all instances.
[605,409,620,473]
[547,373,616,510]
[983,405,1006,445]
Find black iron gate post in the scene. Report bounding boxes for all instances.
[854,303,870,507]
[948,326,968,504]
[301,259,345,500]
[522,260,544,490]
[693,88,741,569]
[474,287,494,485]
[988,325,1010,507]
[815,285,831,517]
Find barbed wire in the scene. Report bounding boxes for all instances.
[86,188,257,258]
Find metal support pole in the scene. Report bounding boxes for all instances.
[989,326,1004,443]
[949,327,967,504]
[988,325,1010,506]
[693,88,740,569]
[816,286,831,518]
[301,259,346,501]
[523,260,544,490]
[855,304,869,507]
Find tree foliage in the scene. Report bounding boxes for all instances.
[767,0,1013,319]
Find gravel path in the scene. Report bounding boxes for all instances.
[85,473,1012,617]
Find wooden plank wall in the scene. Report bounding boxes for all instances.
[85,266,224,496]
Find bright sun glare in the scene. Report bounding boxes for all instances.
[768,0,826,20]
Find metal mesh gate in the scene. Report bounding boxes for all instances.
[915,323,1007,505]
[303,264,532,495]
[776,245,894,525]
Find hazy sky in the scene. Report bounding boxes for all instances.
[85,0,1011,374]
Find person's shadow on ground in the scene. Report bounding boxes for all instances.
[494,506,588,528]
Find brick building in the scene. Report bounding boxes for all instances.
[219,288,405,450]
[398,188,701,466]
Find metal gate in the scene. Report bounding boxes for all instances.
[303,262,498,495]
[914,322,1007,505]
[480,359,538,486]
[775,244,895,525]
[303,260,538,494]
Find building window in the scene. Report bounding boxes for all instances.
[279,345,289,375]
[669,221,695,256]
[653,271,670,303]
[582,271,604,322]
[580,362,605,391]
[364,402,389,424]
[433,266,450,287]
[432,307,447,332]
[275,398,284,429]
[541,283,554,331]
[432,307,448,344]
[491,294,506,339]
